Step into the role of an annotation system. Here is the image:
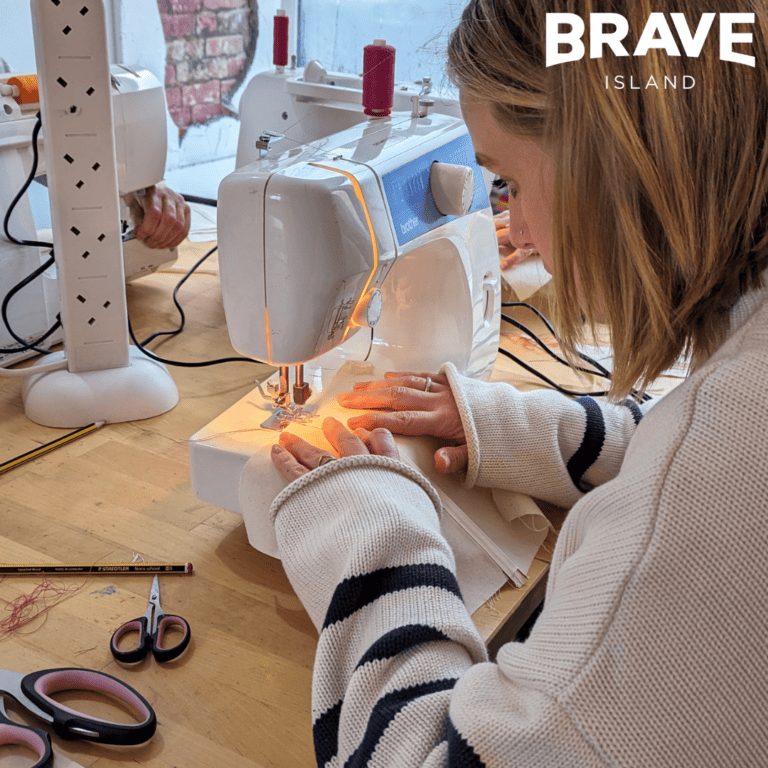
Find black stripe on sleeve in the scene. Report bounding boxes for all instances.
[566,396,606,493]
[323,564,463,630]
[622,397,644,425]
[355,624,451,670]
[447,719,486,767]
[345,678,457,767]
[314,699,342,768]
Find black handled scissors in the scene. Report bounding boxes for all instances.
[0,665,157,767]
[110,575,191,663]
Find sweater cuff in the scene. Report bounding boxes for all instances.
[441,362,504,488]
[439,363,617,507]
[269,453,443,525]
[269,455,450,631]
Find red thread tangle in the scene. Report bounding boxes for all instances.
[0,576,86,637]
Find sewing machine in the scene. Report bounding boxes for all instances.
[189,61,502,557]
[234,59,462,169]
[0,64,176,367]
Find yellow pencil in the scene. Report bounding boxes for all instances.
[0,421,106,475]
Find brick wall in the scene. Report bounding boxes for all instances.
[158,0,259,133]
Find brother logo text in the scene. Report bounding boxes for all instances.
[546,13,755,68]
[400,217,420,235]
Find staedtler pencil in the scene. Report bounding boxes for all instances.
[0,562,194,575]
[0,421,106,476]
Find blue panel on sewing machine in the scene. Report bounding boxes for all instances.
[381,133,489,247]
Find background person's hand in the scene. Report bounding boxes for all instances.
[130,182,191,249]
[271,417,399,482]
[495,210,535,270]
[495,210,515,263]
[337,372,469,474]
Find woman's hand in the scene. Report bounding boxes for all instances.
[271,416,399,482]
[337,371,469,474]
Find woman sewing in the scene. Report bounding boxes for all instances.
[250,0,768,765]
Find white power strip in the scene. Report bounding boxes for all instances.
[22,0,178,427]
[31,0,128,372]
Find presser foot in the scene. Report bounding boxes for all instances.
[260,404,318,431]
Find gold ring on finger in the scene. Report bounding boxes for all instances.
[316,455,336,468]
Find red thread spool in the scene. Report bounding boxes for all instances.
[362,39,395,118]
[273,11,289,68]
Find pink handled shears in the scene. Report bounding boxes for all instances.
[0,665,157,768]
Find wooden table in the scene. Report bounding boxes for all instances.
[0,241,602,767]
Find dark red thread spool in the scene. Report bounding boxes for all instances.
[362,39,395,118]
[274,11,289,68]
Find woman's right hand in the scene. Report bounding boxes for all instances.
[338,371,469,474]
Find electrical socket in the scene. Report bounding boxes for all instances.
[31,0,129,373]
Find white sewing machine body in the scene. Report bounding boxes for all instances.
[234,61,462,170]
[0,64,175,367]
[190,78,501,536]
[219,112,499,373]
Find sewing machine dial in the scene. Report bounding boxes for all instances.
[352,288,383,328]
[429,161,475,217]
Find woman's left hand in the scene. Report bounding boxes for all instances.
[271,416,399,482]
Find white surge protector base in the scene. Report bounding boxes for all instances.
[22,346,178,428]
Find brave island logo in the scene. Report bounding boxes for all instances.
[546,12,755,89]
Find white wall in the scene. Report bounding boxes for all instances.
[0,1,37,73]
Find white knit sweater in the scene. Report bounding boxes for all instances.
[259,283,768,767]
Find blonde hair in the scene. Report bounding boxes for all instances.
[449,0,768,397]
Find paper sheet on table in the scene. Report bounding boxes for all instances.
[501,256,552,301]
[440,507,508,613]
[576,341,690,383]
[394,437,551,590]
[187,202,218,243]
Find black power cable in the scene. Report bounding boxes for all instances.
[498,346,611,398]
[127,245,269,368]
[128,314,268,369]
[140,245,217,346]
[1,254,59,355]
[500,301,651,402]
[1,112,58,355]
[2,114,52,250]
[181,194,217,207]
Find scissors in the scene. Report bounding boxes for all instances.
[0,665,157,768]
[110,575,191,663]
